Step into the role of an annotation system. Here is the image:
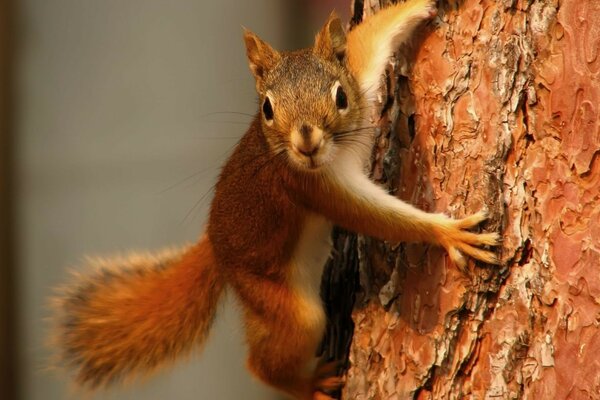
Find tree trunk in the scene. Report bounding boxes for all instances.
[321,0,600,399]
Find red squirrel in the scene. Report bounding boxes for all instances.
[53,1,499,399]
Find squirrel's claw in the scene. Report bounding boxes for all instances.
[438,209,501,267]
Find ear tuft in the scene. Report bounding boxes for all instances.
[314,11,347,62]
[243,28,280,83]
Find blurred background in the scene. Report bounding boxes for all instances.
[0,0,350,399]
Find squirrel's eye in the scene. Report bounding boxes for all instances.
[262,97,274,122]
[335,84,348,110]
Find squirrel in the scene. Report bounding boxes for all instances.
[52,1,499,399]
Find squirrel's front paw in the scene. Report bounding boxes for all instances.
[436,210,500,268]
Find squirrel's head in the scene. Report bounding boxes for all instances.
[243,13,365,171]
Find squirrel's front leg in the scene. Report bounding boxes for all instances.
[300,166,498,268]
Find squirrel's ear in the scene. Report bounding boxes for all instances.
[314,11,346,62]
[243,28,280,83]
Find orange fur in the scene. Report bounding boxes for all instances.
[54,237,224,388]
[284,170,499,267]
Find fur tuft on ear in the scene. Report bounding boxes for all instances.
[314,12,346,62]
[243,28,281,84]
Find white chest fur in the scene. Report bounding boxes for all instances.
[288,213,333,332]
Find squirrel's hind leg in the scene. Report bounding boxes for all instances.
[235,277,337,399]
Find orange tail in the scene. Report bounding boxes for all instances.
[53,236,224,389]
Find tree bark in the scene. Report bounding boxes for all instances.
[321,0,600,399]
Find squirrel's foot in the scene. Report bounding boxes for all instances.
[436,209,500,268]
[311,361,346,399]
[313,392,337,400]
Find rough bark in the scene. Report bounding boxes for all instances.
[321,0,600,399]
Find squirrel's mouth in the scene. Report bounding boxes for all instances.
[288,146,328,171]
[306,157,321,170]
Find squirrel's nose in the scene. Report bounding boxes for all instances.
[296,141,320,157]
[292,124,323,157]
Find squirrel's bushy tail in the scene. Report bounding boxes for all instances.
[53,236,224,389]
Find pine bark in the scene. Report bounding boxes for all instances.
[321,0,600,399]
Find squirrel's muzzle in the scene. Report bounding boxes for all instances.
[291,124,324,157]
